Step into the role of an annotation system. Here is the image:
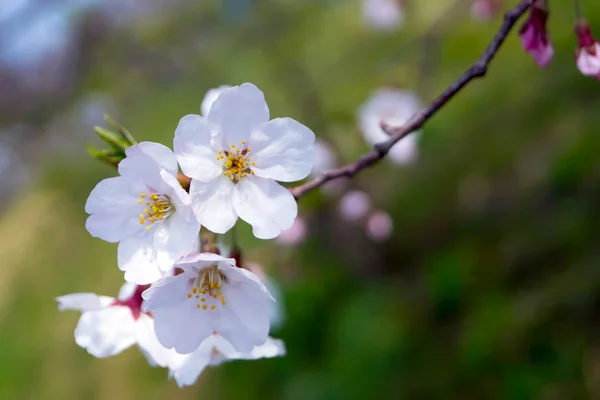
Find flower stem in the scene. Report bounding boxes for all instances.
[573,0,582,19]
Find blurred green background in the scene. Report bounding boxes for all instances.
[1,0,600,398]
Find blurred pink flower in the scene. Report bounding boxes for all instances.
[339,190,372,222]
[362,0,404,30]
[519,1,553,68]
[365,210,393,242]
[575,20,600,79]
[311,140,336,177]
[470,0,503,21]
[358,88,421,166]
[276,216,307,246]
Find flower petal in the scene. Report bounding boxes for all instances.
[74,308,137,358]
[153,302,212,354]
[153,213,200,272]
[250,118,315,182]
[229,336,286,360]
[173,114,222,182]
[189,178,237,234]
[118,142,178,193]
[223,283,271,349]
[233,176,297,239]
[135,314,173,367]
[208,83,270,148]
[200,85,231,117]
[142,273,192,311]
[56,293,114,312]
[118,235,163,284]
[85,212,141,243]
[85,176,142,215]
[171,339,214,387]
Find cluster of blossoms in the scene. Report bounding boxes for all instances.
[58,83,315,386]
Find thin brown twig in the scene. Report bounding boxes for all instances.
[290,0,534,200]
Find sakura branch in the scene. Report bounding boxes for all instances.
[290,0,535,200]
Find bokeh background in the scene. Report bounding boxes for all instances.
[1,0,600,398]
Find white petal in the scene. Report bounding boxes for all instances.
[118,142,177,192]
[229,336,286,360]
[233,176,297,239]
[177,252,235,269]
[118,236,163,285]
[200,85,231,117]
[215,305,255,353]
[189,178,237,234]
[208,83,270,148]
[117,282,137,301]
[56,293,114,312]
[135,314,173,367]
[250,118,315,182]
[120,141,178,177]
[171,339,214,387]
[74,307,137,358]
[222,283,271,350]
[85,212,141,243]
[153,302,212,354]
[85,176,142,215]
[388,134,418,165]
[173,114,222,182]
[153,213,200,272]
[141,274,192,311]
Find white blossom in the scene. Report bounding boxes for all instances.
[142,252,274,354]
[168,333,285,388]
[85,142,200,284]
[200,85,231,117]
[174,83,315,239]
[56,282,172,366]
[363,0,404,30]
[358,88,421,165]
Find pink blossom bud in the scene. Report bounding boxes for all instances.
[575,20,600,78]
[339,190,372,222]
[471,0,503,22]
[519,1,553,68]
[276,216,307,246]
[365,210,393,242]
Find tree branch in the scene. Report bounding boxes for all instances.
[291,0,534,200]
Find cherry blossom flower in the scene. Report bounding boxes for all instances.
[470,0,503,22]
[85,142,200,284]
[365,210,393,242]
[358,88,421,165]
[168,333,285,388]
[56,282,171,366]
[362,0,404,30]
[142,252,274,354]
[339,190,372,222]
[174,83,315,239]
[519,1,553,68]
[200,85,231,117]
[575,20,600,78]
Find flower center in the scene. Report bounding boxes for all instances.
[187,265,228,311]
[137,193,174,230]
[216,141,255,183]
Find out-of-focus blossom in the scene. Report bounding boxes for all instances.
[168,333,285,387]
[85,142,200,284]
[174,83,316,239]
[143,252,274,354]
[362,0,404,30]
[56,282,171,366]
[339,190,372,222]
[365,210,393,242]
[519,1,553,68]
[276,216,307,247]
[358,88,421,165]
[470,0,503,21]
[575,20,600,78]
[200,85,231,117]
[311,140,336,177]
